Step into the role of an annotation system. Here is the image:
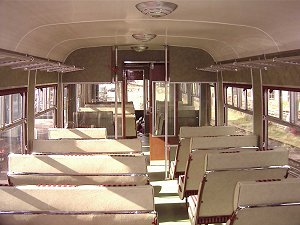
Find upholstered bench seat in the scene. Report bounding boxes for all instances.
[8,154,148,186]
[170,126,238,179]
[0,185,157,225]
[32,138,142,154]
[227,179,300,225]
[188,148,289,225]
[48,128,107,139]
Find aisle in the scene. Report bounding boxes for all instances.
[148,163,190,225]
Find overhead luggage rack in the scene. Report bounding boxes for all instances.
[197,53,300,73]
[0,48,84,73]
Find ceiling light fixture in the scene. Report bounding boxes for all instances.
[131,45,149,52]
[135,1,178,18]
[132,33,157,42]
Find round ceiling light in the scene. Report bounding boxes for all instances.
[132,33,157,42]
[131,45,149,52]
[135,1,178,18]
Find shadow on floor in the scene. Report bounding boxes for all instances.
[155,202,189,223]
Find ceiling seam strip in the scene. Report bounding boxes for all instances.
[47,35,238,61]
[63,43,217,63]
[46,35,129,58]
[167,35,239,58]
[15,19,280,53]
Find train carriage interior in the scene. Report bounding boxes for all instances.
[1,1,300,224]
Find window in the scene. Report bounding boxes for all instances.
[127,80,144,110]
[35,86,56,113]
[268,90,280,118]
[226,87,233,105]
[225,85,253,134]
[153,82,175,136]
[227,108,253,134]
[34,86,56,139]
[265,88,300,161]
[0,90,26,184]
[210,85,216,125]
[281,91,290,122]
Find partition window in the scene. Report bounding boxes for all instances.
[153,82,175,136]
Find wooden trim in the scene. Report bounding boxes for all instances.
[0,87,27,96]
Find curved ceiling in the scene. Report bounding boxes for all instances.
[1,0,299,62]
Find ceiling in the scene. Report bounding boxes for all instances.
[1,0,299,62]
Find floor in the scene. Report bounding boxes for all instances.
[148,162,191,225]
[148,162,226,225]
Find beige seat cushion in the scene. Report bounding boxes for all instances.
[178,147,258,200]
[48,128,107,139]
[173,134,258,179]
[8,154,148,185]
[190,135,258,150]
[32,138,142,153]
[0,185,156,225]
[179,126,236,138]
[190,149,289,221]
[227,179,300,225]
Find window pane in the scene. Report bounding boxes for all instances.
[4,95,11,125]
[153,82,175,136]
[247,89,253,110]
[12,94,23,122]
[232,88,238,107]
[0,124,23,183]
[298,92,300,121]
[210,86,215,125]
[268,90,279,118]
[0,96,4,127]
[127,80,144,110]
[227,87,232,105]
[227,108,253,134]
[241,89,247,110]
[282,91,290,122]
[35,110,55,139]
[268,121,300,161]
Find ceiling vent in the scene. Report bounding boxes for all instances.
[132,33,157,42]
[135,1,178,18]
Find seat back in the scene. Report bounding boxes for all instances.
[74,111,114,135]
[228,179,300,225]
[32,139,142,154]
[0,185,157,225]
[79,106,135,115]
[179,126,236,138]
[172,134,257,178]
[190,135,257,150]
[48,128,107,139]
[178,147,258,199]
[195,149,289,220]
[8,154,148,185]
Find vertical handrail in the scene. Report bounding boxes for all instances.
[164,45,169,179]
[114,46,118,139]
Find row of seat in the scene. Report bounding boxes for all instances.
[170,126,300,225]
[77,102,137,137]
[0,128,157,225]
